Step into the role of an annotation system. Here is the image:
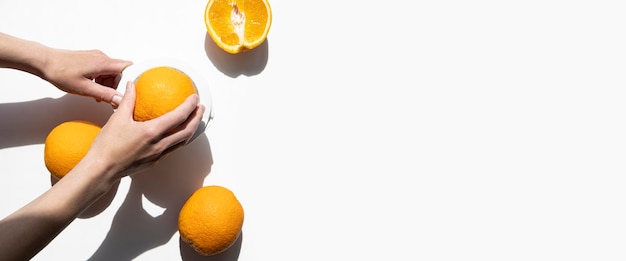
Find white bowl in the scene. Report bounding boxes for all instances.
[117,57,214,143]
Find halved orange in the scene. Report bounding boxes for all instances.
[204,0,272,54]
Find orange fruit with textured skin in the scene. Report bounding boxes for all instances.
[44,120,101,180]
[134,66,197,121]
[178,185,244,256]
[204,0,272,54]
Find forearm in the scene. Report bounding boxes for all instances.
[0,156,117,260]
[0,32,51,78]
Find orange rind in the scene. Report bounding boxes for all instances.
[204,0,272,54]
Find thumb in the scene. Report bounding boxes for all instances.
[115,81,136,116]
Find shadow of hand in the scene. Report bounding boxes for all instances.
[88,134,213,261]
[87,181,177,261]
[0,94,113,149]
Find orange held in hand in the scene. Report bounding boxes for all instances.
[178,185,244,256]
[133,66,198,121]
[204,0,272,54]
[44,120,101,180]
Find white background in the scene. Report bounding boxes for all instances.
[1,0,626,260]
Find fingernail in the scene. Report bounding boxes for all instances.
[112,95,122,106]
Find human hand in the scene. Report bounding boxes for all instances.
[41,48,132,107]
[85,81,205,182]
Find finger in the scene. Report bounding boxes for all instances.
[95,74,122,89]
[114,81,136,116]
[185,105,206,145]
[162,104,206,145]
[98,59,133,75]
[184,104,206,145]
[84,79,124,106]
[150,94,200,132]
[159,104,206,152]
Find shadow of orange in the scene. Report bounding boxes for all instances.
[0,93,118,217]
[179,232,243,261]
[87,133,213,261]
[204,32,269,78]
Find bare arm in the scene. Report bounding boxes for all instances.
[0,155,116,260]
[0,82,205,260]
[0,32,132,106]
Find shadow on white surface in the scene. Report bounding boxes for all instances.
[1,93,122,218]
[204,33,269,78]
[179,232,243,261]
[0,94,113,149]
[87,133,213,261]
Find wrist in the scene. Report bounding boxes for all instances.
[0,33,51,78]
[29,44,56,81]
[69,154,120,196]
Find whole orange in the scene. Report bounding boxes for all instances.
[178,185,244,256]
[133,66,197,121]
[44,120,101,179]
